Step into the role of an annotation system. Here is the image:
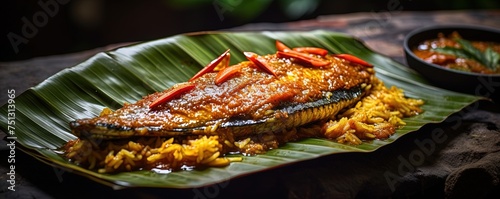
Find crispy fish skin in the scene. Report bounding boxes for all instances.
[70,53,374,140]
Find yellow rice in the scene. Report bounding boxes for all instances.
[323,78,423,144]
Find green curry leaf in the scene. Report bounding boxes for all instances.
[432,47,473,59]
[455,38,485,63]
[437,38,500,70]
[484,47,500,70]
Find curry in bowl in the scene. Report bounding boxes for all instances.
[412,31,500,74]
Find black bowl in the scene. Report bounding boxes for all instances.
[403,24,500,101]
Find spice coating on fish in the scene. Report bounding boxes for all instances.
[70,51,374,140]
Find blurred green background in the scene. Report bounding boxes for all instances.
[1,0,499,61]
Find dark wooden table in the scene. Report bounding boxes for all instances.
[1,10,500,199]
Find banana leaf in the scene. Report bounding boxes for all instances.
[0,30,482,189]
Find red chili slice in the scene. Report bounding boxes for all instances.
[215,65,244,85]
[243,52,277,77]
[277,51,330,67]
[189,49,230,81]
[149,83,196,109]
[276,40,291,52]
[334,54,373,67]
[292,47,328,56]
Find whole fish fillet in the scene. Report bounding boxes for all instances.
[70,51,374,141]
